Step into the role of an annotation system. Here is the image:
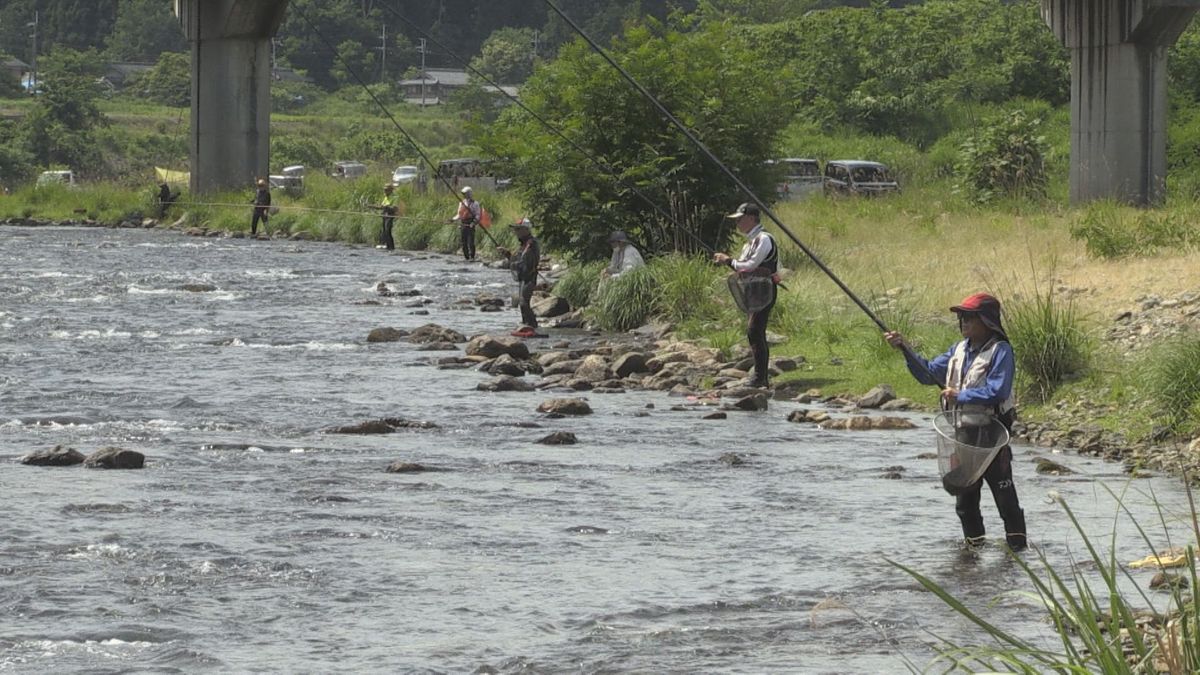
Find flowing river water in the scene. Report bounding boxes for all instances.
[0,225,1194,673]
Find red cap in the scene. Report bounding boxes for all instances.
[950,292,1000,313]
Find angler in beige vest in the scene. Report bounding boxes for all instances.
[885,293,1027,551]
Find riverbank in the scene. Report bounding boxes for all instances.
[7,185,1200,478]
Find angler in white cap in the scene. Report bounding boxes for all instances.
[713,202,778,389]
[449,186,481,261]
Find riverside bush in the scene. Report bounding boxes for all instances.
[1143,336,1200,433]
[1005,285,1091,401]
[650,255,727,325]
[1071,201,1200,259]
[552,262,604,309]
[956,109,1049,203]
[586,266,656,332]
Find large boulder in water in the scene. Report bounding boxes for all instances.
[537,398,593,415]
[21,445,85,466]
[613,352,650,377]
[84,447,145,469]
[407,324,467,344]
[465,335,530,360]
[486,354,528,377]
[328,418,438,434]
[532,295,570,318]
[367,327,409,343]
[574,355,611,382]
[477,376,535,392]
[857,384,896,409]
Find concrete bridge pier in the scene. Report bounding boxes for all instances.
[1042,1,1200,206]
[178,0,289,194]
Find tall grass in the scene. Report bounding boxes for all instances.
[586,265,656,331]
[1005,281,1093,402]
[892,486,1200,673]
[1143,337,1200,434]
[650,254,727,324]
[552,261,604,309]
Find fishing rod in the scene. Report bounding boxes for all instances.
[378,1,714,256]
[292,4,505,254]
[173,200,455,224]
[543,0,936,377]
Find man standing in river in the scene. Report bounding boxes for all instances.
[372,183,400,251]
[450,186,481,261]
[250,178,271,238]
[497,218,541,338]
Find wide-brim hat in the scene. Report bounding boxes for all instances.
[951,292,1007,340]
[461,186,473,194]
[608,230,628,243]
[510,217,533,230]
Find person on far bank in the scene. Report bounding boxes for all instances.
[250,178,271,237]
[884,292,1027,551]
[372,183,401,251]
[450,186,481,261]
[601,231,645,281]
[712,202,778,389]
[156,182,177,220]
[497,218,541,338]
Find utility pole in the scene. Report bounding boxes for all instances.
[377,24,387,82]
[26,10,37,94]
[531,29,540,60]
[417,37,427,106]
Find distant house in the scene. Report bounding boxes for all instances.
[3,57,28,83]
[99,62,154,91]
[272,67,313,85]
[398,68,519,106]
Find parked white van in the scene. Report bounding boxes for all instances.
[37,170,77,188]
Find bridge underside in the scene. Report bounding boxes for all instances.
[178,0,289,194]
[1042,0,1200,205]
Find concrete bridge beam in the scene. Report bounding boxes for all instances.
[178,0,289,194]
[1042,0,1200,205]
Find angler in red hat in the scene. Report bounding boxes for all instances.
[884,292,1027,551]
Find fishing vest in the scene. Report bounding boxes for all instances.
[737,230,778,276]
[945,337,1015,422]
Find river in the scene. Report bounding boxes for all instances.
[0,226,1192,673]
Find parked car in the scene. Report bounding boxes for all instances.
[330,161,367,180]
[435,158,508,192]
[391,165,420,184]
[767,158,822,201]
[823,160,899,196]
[269,165,305,195]
[36,170,77,188]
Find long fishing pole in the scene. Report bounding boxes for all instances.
[379,1,714,256]
[173,200,455,223]
[292,4,504,253]
[543,0,936,377]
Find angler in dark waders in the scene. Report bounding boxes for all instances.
[497,218,541,338]
[713,203,779,389]
[885,293,1028,551]
[250,178,271,237]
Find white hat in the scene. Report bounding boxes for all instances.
[510,217,533,230]
[460,186,473,194]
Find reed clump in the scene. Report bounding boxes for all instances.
[892,487,1200,674]
[1143,337,1200,435]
